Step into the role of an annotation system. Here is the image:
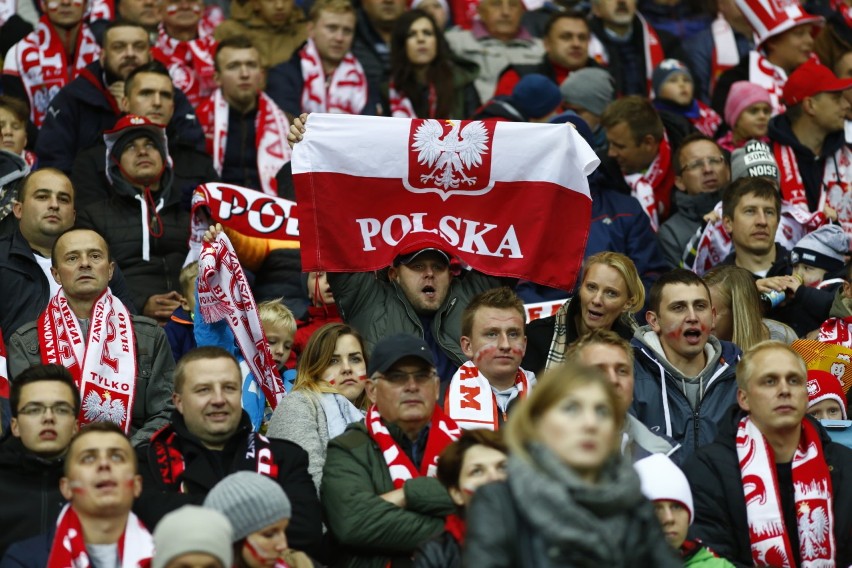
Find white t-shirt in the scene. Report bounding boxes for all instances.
[34,253,60,297]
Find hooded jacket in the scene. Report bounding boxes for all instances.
[0,437,65,559]
[683,408,852,567]
[75,130,190,310]
[768,113,849,212]
[658,190,721,269]
[631,326,741,458]
[0,150,29,238]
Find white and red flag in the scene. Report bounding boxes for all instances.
[292,114,598,291]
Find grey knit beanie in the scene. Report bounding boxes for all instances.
[791,224,849,273]
[203,472,292,541]
[559,68,615,117]
[730,140,779,183]
[153,505,233,568]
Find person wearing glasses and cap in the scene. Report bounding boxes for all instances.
[321,333,461,568]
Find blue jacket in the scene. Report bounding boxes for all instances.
[35,60,204,173]
[630,328,741,459]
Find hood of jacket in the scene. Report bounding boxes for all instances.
[0,149,29,189]
[671,189,721,222]
[106,128,175,203]
[768,113,847,160]
[632,325,739,382]
[828,286,852,318]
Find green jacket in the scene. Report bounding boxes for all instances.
[321,422,455,568]
[328,270,505,367]
[683,541,736,567]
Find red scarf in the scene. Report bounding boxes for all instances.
[197,232,286,410]
[38,289,137,434]
[197,89,292,196]
[151,24,217,108]
[444,360,534,430]
[3,16,100,127]
[691,101,722,137]
[818,316,852,348]
[737,416,835,567]
[389,81,437,119]
[444,514,466,545]
[365,404,461,488]
[48,504,153,568]
[624,133,673,231]
[709,14,741,95]
[588,13,664,96]
[299,38,368,115]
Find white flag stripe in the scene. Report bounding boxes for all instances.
[292,114,598,197]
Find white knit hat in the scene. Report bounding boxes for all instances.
[153,505,233,568]
[634,454,694,525]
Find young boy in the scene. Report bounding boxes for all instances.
[258,298,297,376]
[164,262,199,363]
[635,454,734,567]
[807,369,848,421]
[791,224,849,288]
[652,59,721,138]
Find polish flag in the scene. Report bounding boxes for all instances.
[292,114,598,291]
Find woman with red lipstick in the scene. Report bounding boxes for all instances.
[464,363,681,567]
[414,429,508,568]
[267,323,368,491]
[386,9,480,119]
[524,252,644,374]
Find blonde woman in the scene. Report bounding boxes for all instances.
[266,323,368,491]
[704,265,797,350]
[464,363,680,567]
[524,252,645,373]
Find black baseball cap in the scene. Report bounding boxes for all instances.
[367,334,435,376]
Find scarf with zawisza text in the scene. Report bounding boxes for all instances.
[365,404,460,488]
[737,415,835,567]
[624,133,672,231]
[445,360,535,430]
[198,89,292,196]
[47,504,152,568]
[38,288,136,433]
[299,38,368,115]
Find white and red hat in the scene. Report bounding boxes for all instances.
[734,0,823,49]
[807,369,848,420]
[634,454,694,525]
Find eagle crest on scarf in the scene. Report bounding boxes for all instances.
[83,391,128,425]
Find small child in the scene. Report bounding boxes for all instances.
[164,262,199,363]
[807,369,848,421]
[294,271,342,357]
[258,298,297,374]
[791,224,849,287]
[635,454,734,567]
[718,81,772,151]
[652,59,722,138]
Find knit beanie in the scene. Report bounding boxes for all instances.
[807,369,848,420]
[730,139,779,182]
[791,224,848,273]
[724,81,771,129]
[203,472,292,541]
[511,74,562,119]
[559,67,615,117]
[634,454,694,524]
[651,59,692,100]
[153,506,233,568]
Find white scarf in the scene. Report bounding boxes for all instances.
[299,38,368,115]
[748,51,787,117]
[39,289,136,434]
[319,392,363,439]
[445,360,535,430]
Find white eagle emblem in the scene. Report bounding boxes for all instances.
[408,120,491,199]
[798,503,831,559]
[83,390,127,425]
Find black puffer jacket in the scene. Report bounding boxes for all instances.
[684,408,852,567]
[76,143,190,310]
[414,531,461,568]
[0,437,65,558]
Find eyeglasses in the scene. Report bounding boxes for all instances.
[18,403,76,417]
[681,156,725,173]
[379,370,437,386]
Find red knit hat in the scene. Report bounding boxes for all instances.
[807,370,848,420]
[734,0,823,49]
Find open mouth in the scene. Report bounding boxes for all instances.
[683,329,702,344]
[422,285,436,299]
[95,480,118,490]
[40,430,57,440]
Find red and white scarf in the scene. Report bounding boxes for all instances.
[774,142,852,243]
[3,16,100,127]
[737,415,835,567]
[152,25,217,108]
[38,289,136,434]
[365,404,461,488]
[389,82,437,119]
[48,504,152,568]
[691,101,723,138]
[748,51,787,117]
[623,133,673,231]
[299,38,368,115]
[710,14,741,95]
[197,232,286,410]
[588,13,664,96]
[818,316,852,348]
[832,0,852,31]
[445,360,534,430]
[198,89,292,196]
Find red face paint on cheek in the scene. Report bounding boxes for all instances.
[509,347,524,357]
[328,378,336,386]
[474,346,497,364]
[358,374,367,382]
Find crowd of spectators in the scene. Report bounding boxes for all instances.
[2,0,852,565]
